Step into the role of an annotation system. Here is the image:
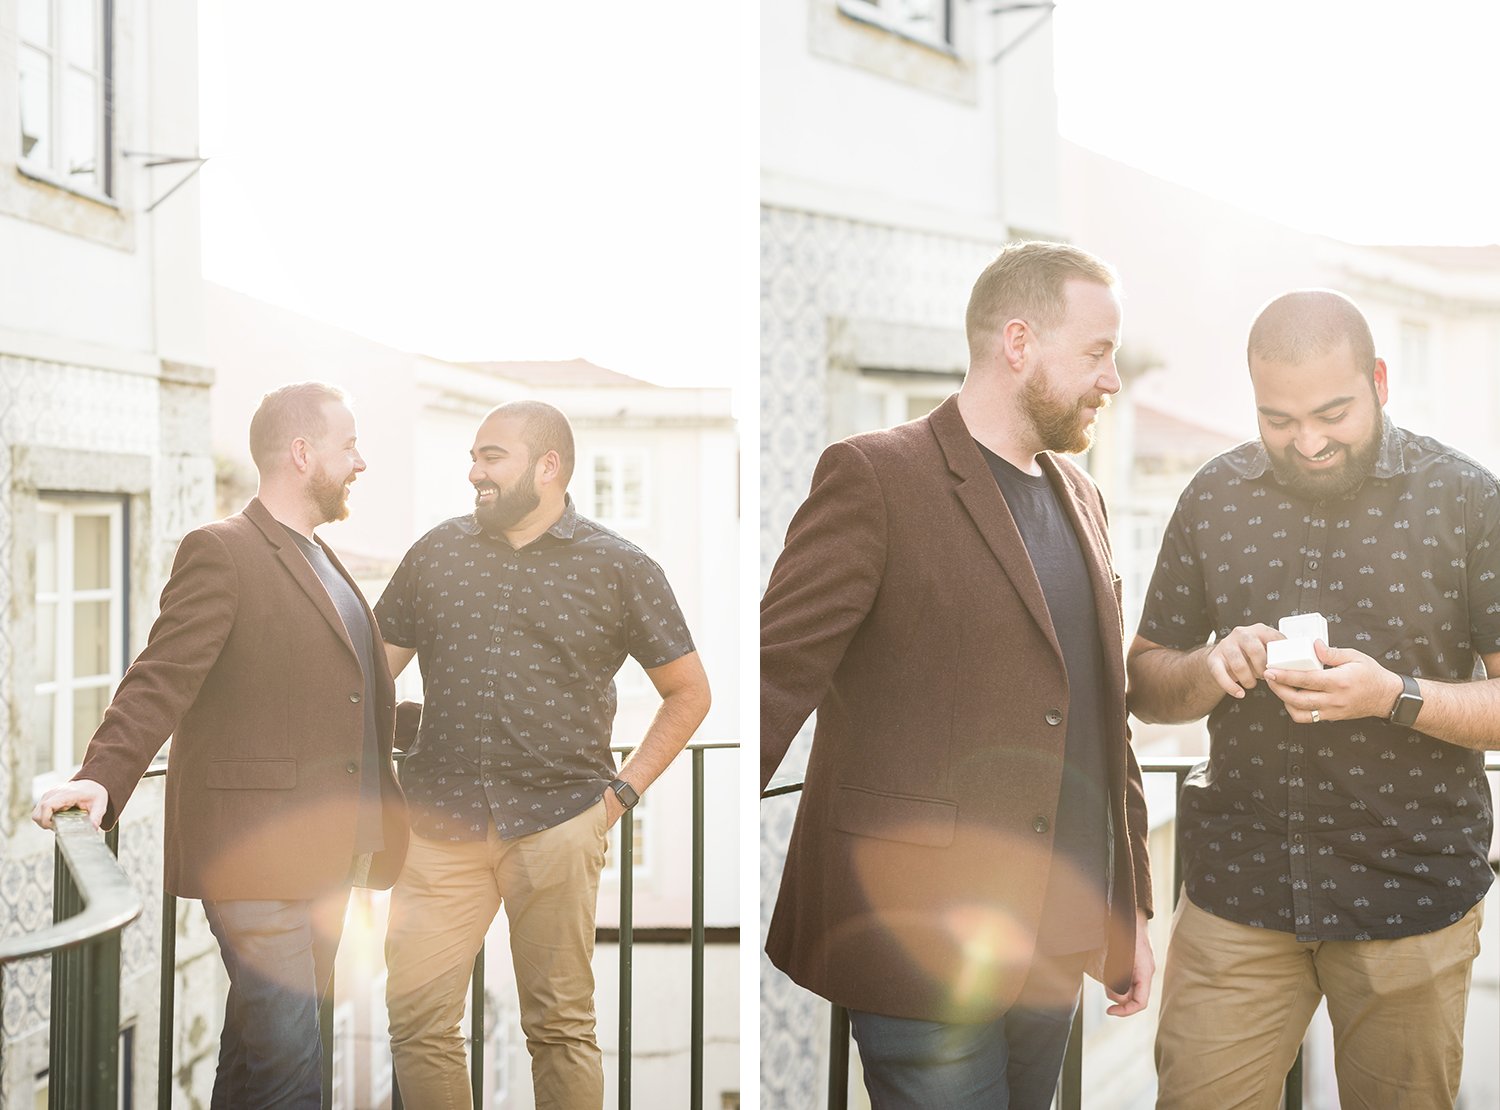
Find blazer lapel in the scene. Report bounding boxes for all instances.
[1040,455,1128,707]
[928,396,1065,671]
[243,499,360,664]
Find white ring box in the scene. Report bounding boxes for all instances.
[1265,613,1327,671]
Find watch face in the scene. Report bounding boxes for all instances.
[1392,695,1422,727]
[1391,677,1423,727]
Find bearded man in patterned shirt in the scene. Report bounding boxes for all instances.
[374,400,711,1110]
[1130,289,1500,1110]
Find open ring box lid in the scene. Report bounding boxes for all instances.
[1265,612,1328,671]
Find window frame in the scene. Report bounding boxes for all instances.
[581,448,651,529]
[32,493,128,793]
[837,0,955,52]
[17,0,116,202]
[603,790,651,879]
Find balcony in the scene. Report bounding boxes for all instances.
[761,755,1500,1109]
[1,741,739,1110]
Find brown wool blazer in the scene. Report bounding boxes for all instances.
[761,394,1152,1023]
[77,498,408,901]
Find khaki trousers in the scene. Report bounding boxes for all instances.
[1155,893,1483,1110]
[387,800,609,1110]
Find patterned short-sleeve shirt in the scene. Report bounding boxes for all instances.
[374,499,696,841]
[1138,417,1500,941]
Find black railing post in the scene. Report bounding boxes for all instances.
[471,947,486,1105]
[49,823,124,1109]
[827,1004,850,1110]
[619,801,635,1110]
[320,967,335,1107]
[690,747,706,1110]
[158,892,176,1110]
[1058,1006,1084,1110]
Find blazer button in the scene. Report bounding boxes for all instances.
[1033,815,1050,834]
[1045,709,1063,726]
[346,761,358,774]
[349,693,362,704]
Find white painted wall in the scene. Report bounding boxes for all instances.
[762,0,1062,236]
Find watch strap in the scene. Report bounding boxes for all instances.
[1388,674,1422,728]
[608,778,640,809]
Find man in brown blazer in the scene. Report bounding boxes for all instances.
[762,241,1154,1108]
[33,382,408,1110]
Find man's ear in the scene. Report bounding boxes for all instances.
[288,436,313,474]
[536,449,562,486]
[1001,318,1031,373]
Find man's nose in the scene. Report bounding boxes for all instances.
[1294,428,1330,459]
[1098,354,1122,396]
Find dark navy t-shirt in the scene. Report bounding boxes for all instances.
[979,444,1110,954]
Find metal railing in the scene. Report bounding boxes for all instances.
[0,813,144,1109]
[6,739,737,1109]
[763,753,1500,1109]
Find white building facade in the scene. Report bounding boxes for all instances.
[0,0,223,1104]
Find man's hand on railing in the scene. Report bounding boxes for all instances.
[32,779,110,831]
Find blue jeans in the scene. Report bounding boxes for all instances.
[849,952,1086,1110]
[203,888,351,1109]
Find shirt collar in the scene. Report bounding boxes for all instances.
[458,494,581,545]
[1230,413,1407,483]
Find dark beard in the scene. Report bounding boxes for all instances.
[1268,428,1382,501]
[310,467,351,523]
[475,478,540,535]
[1023,373,1105,455]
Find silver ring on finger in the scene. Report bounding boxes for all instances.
[1310,708,1321,723]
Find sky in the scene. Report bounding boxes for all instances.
[197,1,756,391]
[1052,0,1500,246]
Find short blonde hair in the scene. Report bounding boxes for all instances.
[248,382,348,471]
[965,241,1118,361]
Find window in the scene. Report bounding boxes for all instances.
[35,496,126,784]
[838,0,952,49]
[585,451,648,528]
[603,792,649,878]
[852,368,964,434]
[1399,320,1431,393]
[369,974,392,1104]
[487,992,514,1103]
[331,1003,354,1108]
[18,0,113,198]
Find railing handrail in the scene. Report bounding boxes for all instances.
[0,811,143,964]
[764,750,1500,798]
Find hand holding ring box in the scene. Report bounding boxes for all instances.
[1265,613,1328,671]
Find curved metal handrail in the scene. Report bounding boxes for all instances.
[763,751,1500,798]
[0,810,143,964]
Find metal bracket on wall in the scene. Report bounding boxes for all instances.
[972,0,1056,65]
[122,150,210,213]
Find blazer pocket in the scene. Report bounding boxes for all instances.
[205,759,297,790]
[830,784,957,848]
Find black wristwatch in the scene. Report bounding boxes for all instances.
[1388,674,1423,728]
[608,779,641,810]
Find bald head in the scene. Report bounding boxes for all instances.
[481,400,576,488]
[1248,290,1376,379]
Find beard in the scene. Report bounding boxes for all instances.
[1268,424,1382,501]
[474,474,541,536]
[310,461,354,523]
[1022,368,1109,455]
